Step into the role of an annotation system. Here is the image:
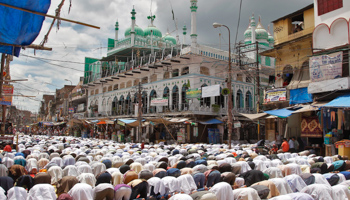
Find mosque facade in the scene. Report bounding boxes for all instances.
[83,0,275,142]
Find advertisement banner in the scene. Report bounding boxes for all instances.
[234,121,241,128]
[68,108,74,114]
[0,84,13,106]
[264,88,286,103]
[150,97,168,106]
[77,104,85,112]
[309,52,343,82]
[202,84,220,98]
[186,88,201,98]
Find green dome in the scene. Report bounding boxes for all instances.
[124,25,144,37]
[164,34,176,45]
[268,35,274,44]
[144,26,162,38]
[244,29,251,39]
[255,22,268,40]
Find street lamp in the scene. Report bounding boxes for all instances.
[65,79,72,86]
[213,22,233,149]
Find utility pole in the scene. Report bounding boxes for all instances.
[0,54,5,135]
[137,82,142,143]
[256,41,261,140]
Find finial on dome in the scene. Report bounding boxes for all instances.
[259,16,261,23]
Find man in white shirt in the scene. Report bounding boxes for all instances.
[288,138,295,153]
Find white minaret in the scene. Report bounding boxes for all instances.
[130,7,136,46]
[183,25,187,45]
[190,0,198,47]
[114,21,119,47]
[251,14,256,44]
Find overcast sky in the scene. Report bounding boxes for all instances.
[11,0,313,113]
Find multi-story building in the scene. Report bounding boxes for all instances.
[84,0,274,142]
[68,77,88,119]
[50,85,76,121]
[38,94,54,121]
[260,4,315,139]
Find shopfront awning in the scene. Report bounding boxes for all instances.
[239,113,268,120]
[199,119,223,125]
[323,94,350,108]
[147,118,189,125]
[264,107,303,118]
[292,102,327,114]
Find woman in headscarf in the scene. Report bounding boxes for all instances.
[0,176,13,195]
[128,179,149,200]
[239,170,266,187]
[68,183,94,200]
[16,175,34,191]
[0,164,8,177]
[96,171,112,186]
[209,182,234,200]
[56,176,79,196]
[27,184,57,200]
[8,164,27,182]
[93,183,114,200]
[7,186,28,200]
[114,184,132,200]
[123,170,138,184]
[33,172,51,185]
[204,169,221,188]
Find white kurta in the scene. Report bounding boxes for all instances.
[27,184,57,200]
[68,183,94,200]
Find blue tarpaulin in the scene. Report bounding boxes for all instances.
[0,0,51,56]
[323,94,350,108]
[199,119,223,125]
[264,107,302,118]
[290,87,313,105]
[118,119,137,124]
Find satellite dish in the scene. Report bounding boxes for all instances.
[222,88,230,96]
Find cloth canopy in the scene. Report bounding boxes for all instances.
[199,119,223,125]
[292,102,327,114]
[147,118,189,125]
[0,0,51,56]
[323,94,350,108]
[239,113,268,120]
[264,107,302,118]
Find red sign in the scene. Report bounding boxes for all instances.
[0,85,13,106]
[0,135,14,143]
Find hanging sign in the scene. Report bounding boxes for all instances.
[150,97,168,106]
[265,88,286,103]
[234,121,241,128]
[309,52,343,82]
[186,88,201,98]
[0,84,13,106]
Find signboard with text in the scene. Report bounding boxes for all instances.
[0,84,13,106]
[68,107,74,114]
[150,97,168,106]
[186,88,201,98]
[309,52,343,82]
[202,85,220,98]
[264,88,286,103]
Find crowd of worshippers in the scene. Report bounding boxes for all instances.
[0,136,349,199]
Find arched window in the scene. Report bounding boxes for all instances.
[282,65,293,87]
[141,77,148,84]
[95,89,99,95]
[125,93,132,115]
[112,97,118,115]
[118,95,124,115]
[200,67,209,75]
[150,90,157,113]
[215,88,225,108]
[103,87,107,93]
[164,72,170,79]
[90,90,94,96]
[108,86,112,92]
[236,74,243,82]
[101,98,106,113]
[134,79,139,86]
[236,89,244,109]
[142,91,148,114]
[181,84,189,111]
[245,91,252,111]
[181,67,189,76]
[150,74,157,83]
[126,80,132,88]
[172,69,179,77]
[163,87,170,112]
[113,84,118,90]
[172,85,179,110]
[200,84,211,107]
[120,82,125,89]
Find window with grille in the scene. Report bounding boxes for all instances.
[317,0,343,16]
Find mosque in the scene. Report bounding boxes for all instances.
[84,0,275,143]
